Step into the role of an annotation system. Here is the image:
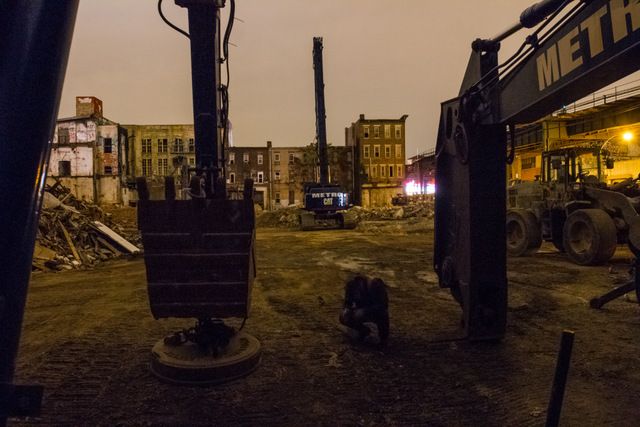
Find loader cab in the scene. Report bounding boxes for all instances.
[541,147,604,189]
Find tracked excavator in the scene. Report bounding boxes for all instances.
[434,0,640,341]
[299,37,353,231]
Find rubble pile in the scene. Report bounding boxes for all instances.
[255,206,303,228]
[33,180,141,272]
[347,200,435,222]
[255,199,435,230]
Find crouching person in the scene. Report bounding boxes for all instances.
[339,275,389,346]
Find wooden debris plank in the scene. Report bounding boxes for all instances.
[92,221,140,254]
[96,236,122,256]
[58,220,82,264]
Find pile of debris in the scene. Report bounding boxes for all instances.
[347,200,434,222]
[255,206,303,228]
[255,199,435,229]
[32,180,141,272]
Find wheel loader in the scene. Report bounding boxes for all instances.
[507,146,640,265]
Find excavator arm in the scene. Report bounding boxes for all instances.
[434,0,640,340]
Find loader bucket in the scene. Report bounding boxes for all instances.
[137,178,256,319]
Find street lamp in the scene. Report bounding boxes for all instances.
[600,131,636,172]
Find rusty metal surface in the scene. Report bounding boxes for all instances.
[138,199,255,319]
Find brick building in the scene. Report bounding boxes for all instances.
[123,124,195,199]
[49,96,130,204]
[345,114,408,207]
[227,142,270,209]
[269,145,304,209]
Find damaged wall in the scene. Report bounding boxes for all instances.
[49,111,126,205]
[48,146,94,177]
[97,125,119,176]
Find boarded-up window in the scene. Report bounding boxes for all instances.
[58,128,70,144]
[59,160,71,177]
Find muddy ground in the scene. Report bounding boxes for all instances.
[11,220,640,426]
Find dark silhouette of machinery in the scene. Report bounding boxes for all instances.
[434,0,640,340]
[0,0,260,419]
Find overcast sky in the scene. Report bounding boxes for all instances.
[58,0,639,157]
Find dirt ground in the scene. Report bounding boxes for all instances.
[11,221,640,426]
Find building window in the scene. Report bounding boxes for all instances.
[521,157,536,169]
[274,153,280,162]
[142,139,152,154]
[157,138,168,153]
[230,173,235,184]
[258,154,263,165]
[188,138,195,153]
[59,160,71,177]
[157,158,168,176]
[243,153,250,163]
[142,159,152,177]
[395,125,402,139]
[364,165,370,179]
[104,165,113,175]
[289,190,295,204]
[229,152,235,164]
[385,145,391,158]
[275,171,280,181]
[381,164,386,177]
[397,164,403,178]
[363,126,370,139]
[385,125,391,138]
[257,171,264,183]
[189,157,195,166]
[288,153,295,164]
[371,165,377,178]
[173,138,184,153]
[395,144,402,159]
[363,145,370,158]
[275,192,281,204]
[374,125,380,138]
[374,145,380,158]
[58,128,70,144]
[389,165,394,177]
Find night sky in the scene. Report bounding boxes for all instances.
[58,0,640,156]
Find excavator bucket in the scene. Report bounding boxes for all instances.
[137,178,256,319]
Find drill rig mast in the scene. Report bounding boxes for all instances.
[299,37,352,230]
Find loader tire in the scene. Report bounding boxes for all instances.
[506,209,542,257]
[563,209,617,265]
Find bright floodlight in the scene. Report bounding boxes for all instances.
[623,131,633,142]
